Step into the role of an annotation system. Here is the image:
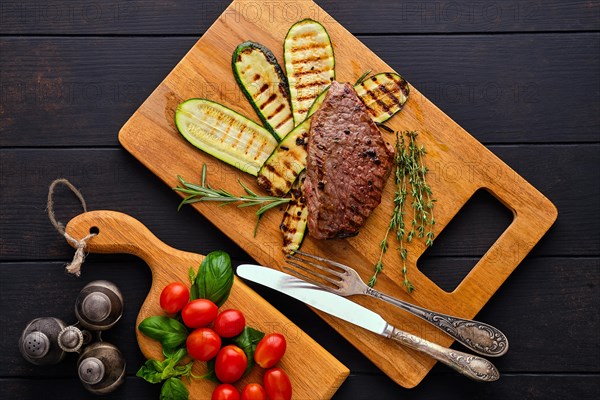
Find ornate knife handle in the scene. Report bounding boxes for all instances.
[366,288,508,357]
[384,324,500,382]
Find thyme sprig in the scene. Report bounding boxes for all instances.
[174,164,291,222]
[405,131,436,245]
[369,131,435,293]
[370,133,406,287]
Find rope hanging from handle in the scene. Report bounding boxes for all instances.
[47,179,96,276]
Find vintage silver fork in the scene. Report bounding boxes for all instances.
[285,250,509,357]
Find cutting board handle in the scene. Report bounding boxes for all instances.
[64,209,205,349]
[452,171,557,311]
[64,210,204,273]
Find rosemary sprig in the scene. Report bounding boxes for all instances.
[369,131,435,293]
[173,164,291,232]
[354,70,372,86]
[377,123,395,133]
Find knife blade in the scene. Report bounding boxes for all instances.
[237,264,500,382]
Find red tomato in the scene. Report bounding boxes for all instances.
[241,383,267,400]
[186,328,221,361]
[214,309,246,338]
[263,368,292,400]
[211,383,240,400]
[159,282,190,314]
[254,332,287,368]
[182,299,218,328]
[215,345,248,383]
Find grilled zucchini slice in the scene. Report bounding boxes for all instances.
[354,72,410,123]
[306,86,328,119]
[280,173,308,254]
[308,73,410,122]
[175,99,278,176]
[284,19,335,124]
[232,41,294,140]
[256,118,311,197]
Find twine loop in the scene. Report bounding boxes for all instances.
[47,179,96,276]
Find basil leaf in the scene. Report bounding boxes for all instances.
[136,359,165,384]
[192,251,234,306]
[163,360,193,382]
[188,266,196,285]
[160,377,189,400]
[137,348,192,385]
[138,316,188,351]
[232,326,265,376]
[201,359,219,383]
[189,281,199,301]
[162,348,188,380]
[160,355,179,380]
[173,363,193,377]
[163,347,187,364]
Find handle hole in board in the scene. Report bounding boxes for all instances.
[416,189,513,293]
[89,226,100,235]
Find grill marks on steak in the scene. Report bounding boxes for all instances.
[303,81,394,240]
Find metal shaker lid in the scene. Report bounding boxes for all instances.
[75,280,123,331]
[78,357,105,385]
[58,326,84,353]
[22,331,50,359]
[81,292,111,322]
[19,317,67,366]
[78,342,126,395]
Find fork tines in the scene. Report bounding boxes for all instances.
[292,250,351,272]
[284,251,346,293]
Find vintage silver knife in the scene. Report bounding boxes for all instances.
[237,264,500,382]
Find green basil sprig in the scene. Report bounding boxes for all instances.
[137,348,192,400]
[190,250,234,306]
[160,377,189,400]
[138,316,188,351]
[137,348,191,384]
[137,249,243,398]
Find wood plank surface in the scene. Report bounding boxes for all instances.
[2,374,599,400]
[1,145,597,260]
[2,33,599,147]
[117,0,558,388]
[1,0,598,34]
[2,0,599,398]
[1,258,598,396]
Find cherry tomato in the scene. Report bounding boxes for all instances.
[211,383,240,400]
[254,332,287,368]
[159,282,190,314]
[215,345,248,383]
[186,328,221,361]
[214,309,246,338]
[181,299,218,328]
[241,383,267,400]
[263,368,292,400]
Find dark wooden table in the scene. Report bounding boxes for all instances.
[1,1,599,399]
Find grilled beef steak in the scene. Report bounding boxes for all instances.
[303,81,394,239]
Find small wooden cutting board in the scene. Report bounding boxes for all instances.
[65,210,349,399]
[118,0,557,388]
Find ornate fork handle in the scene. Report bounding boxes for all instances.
[366,287,508,357]
[384,324,500,382]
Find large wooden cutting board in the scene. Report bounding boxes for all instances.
[118,0,557,388]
